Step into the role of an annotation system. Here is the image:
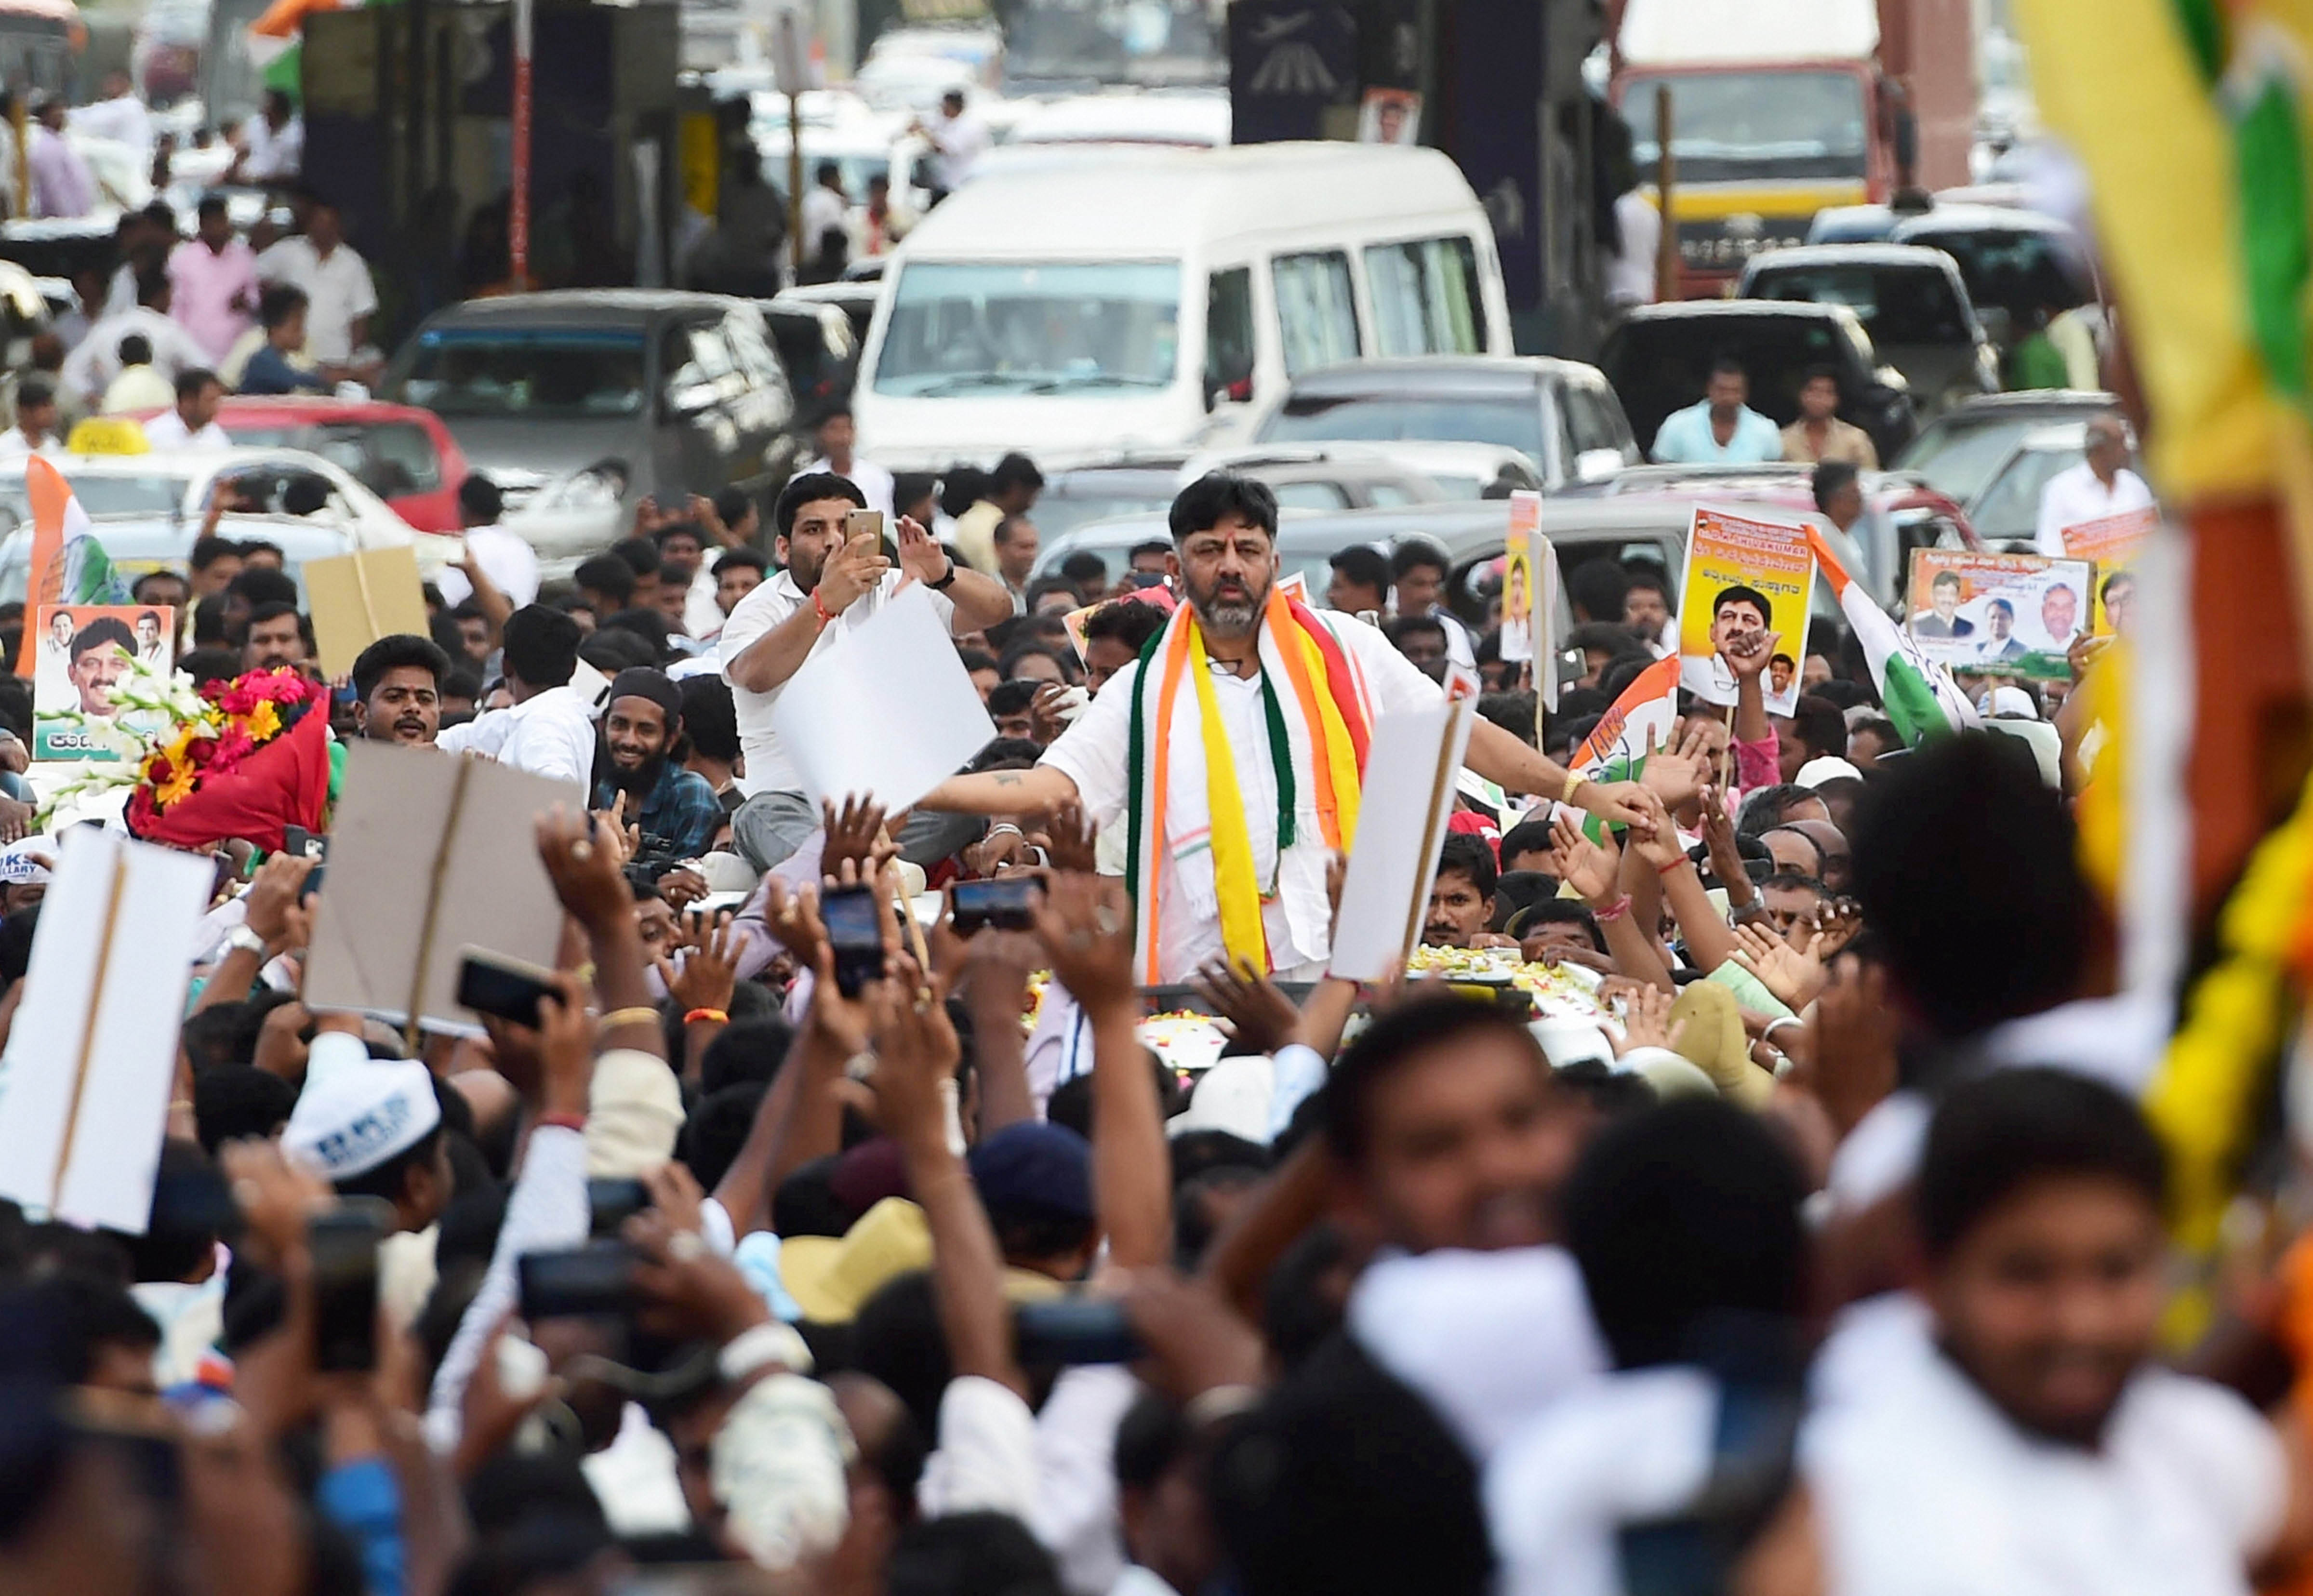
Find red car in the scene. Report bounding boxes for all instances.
[133,396,473,533]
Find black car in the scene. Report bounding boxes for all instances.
[380,289,804,512]
[1598,300,1915,465]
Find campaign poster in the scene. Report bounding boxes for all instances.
[1501,490,1540,663]
[1675,506,1816,718]
[2061,506,2156,637]
[1905,550,2093,680]
[33,604,175,762]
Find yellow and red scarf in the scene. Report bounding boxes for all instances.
[1124,588,1373,980]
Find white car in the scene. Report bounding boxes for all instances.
[1183,439,1545,502]
[0,446,458,574]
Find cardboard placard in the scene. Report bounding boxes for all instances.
[2061,506,2156,636]
[304,544,432,682]
[1326,676,1480,982]
[303,742,571,1034]
[1905,548,2094,679]
[770,585,997,813]
[0,830,213,1232]
[32,603,176,761]
[1675,505,1816,717]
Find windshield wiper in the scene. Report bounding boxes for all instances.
[908,372,1043,397]
[1023,373,1169,394]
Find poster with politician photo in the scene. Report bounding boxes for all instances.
[33,604,174,761]
[1904,550,2092,680]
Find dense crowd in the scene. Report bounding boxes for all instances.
[0,418,2297,1596]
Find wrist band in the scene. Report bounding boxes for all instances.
[719,1320,812,1383]
[600,1005,662,1030]
[1593,894,1633,923]
[536,1111,587,1132]
[1657,854,1690,876]
[684,1007,730,1026]
[1561,767,1588,804]
[1764,1016,1805,1041]
[811,590,833,626]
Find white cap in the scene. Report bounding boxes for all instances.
[1980,685,2041,721]
[1795,756,1863,788]
[284,1039,441,1180]
[1167,1054,1276,1144]
[0,838,55,886]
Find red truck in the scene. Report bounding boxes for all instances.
[1608,0,1975,297]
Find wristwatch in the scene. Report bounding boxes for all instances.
[226,924,267,958]
[929,557,958,591]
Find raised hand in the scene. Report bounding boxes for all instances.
[1548,808,1622,905]
[895,514,949,585]
[1640,721,1714,813]
[1614,981,1688,1055]
[816,531,889,614]
[1729,920,1828,1010]
[659,909,740,1015]
[1031,871,1136,1016]
[1045,797,1099,876]
[821,793,890,884]
[537,805,632,933]
[1188,958,1300,1056]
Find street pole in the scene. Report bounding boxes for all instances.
[510,0,532,291]
[1653,82,1677,302]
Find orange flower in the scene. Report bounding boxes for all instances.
[243,700,281,742]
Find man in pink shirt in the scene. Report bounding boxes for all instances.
[167,196,259,361]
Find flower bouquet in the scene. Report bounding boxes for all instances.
[120,667,332,854]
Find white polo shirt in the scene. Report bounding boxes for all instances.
[718,568,957,796]
[255,236,379,362]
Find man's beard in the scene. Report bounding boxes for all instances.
[790,547,826,592]
[1186,569,1270,640]
[599,746,665,799]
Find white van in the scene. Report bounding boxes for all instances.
[851,143,1515,470]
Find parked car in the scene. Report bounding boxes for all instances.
[129,396,472,534]
[1247,357,1637,491]
[1894,389,2119,502]
[1887,205,2096,327]
[0,511,365,605]
[1735,244,2002,416]
[1561,463,1980,604]
[1035,459,1192,542]
[780,279,881,347]
[760,293,861,432]
[1597,300,1917,466]
[1172,445,1447,511]
[379,290,803,518]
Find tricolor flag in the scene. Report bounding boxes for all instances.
[1807,526,1976,745]
[13,457,128,677]
[1563,653,1681,836]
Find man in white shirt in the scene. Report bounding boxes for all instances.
[2034,411,2154,556]
[0,381,62,460]
[69,72,153,155]
[436,605,596,792]
[235,89,304,185]
[798,407,894,521]
[1790,1069,2309,1596]
[1606,187,1660,310]
[140,368,231,450]
[255,200,378,365]
[917,474,1655,983]
[432,474,542,613]
[59,271,211,409]
[799,161,849,267]
[912,90,989,200]
[718,470,1015,869]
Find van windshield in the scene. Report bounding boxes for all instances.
[872,261,1182,397]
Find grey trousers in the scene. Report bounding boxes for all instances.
[731,788,986,874]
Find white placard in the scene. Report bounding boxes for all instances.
[1326,692,1479,982]
[771,584,998,813]
[0,829,213,1233]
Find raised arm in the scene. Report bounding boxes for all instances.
[895,514,1012,634]
[724,532,886,694]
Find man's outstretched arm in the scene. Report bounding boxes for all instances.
[917,765,1081,817]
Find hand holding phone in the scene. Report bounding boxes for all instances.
[457,948,559,1028]
[821,884,886,998]
[952,875,1039,936]
[309,1201,391,1371]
